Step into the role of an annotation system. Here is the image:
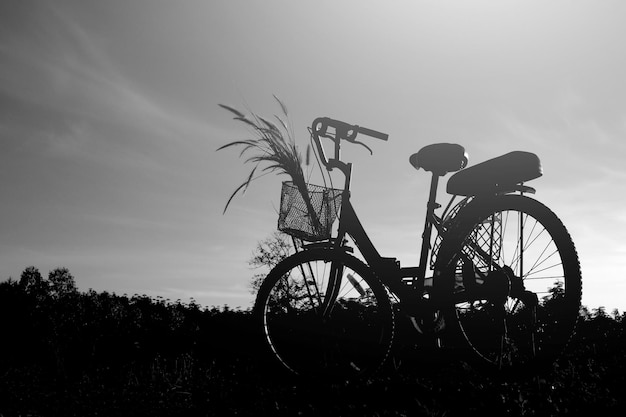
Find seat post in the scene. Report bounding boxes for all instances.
[416,173,441,282]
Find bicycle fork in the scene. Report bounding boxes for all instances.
[321,262,343,318]
[297,257,343,318]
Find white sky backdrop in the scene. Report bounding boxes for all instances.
[1,0,625,311]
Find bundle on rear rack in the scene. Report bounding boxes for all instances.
[278,181,342,242]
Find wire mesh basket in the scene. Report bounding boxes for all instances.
[278,181,343,242]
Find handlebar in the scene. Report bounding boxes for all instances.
[312,117,388,142]
[311,117,388,172]
[356,125,389,141]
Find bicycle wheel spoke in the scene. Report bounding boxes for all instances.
[524,246,559,278]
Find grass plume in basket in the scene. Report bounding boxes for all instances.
[217,97,329,239]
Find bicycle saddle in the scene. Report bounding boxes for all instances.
[446,151,542,196]
[409,143,468,176]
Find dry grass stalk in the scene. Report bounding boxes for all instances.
[218,97,323,235]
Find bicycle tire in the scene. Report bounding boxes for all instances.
[434,194,582,372]
[254,248,394,381]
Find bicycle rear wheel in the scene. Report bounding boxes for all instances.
[254,248,394,380]
[436,194,581,372]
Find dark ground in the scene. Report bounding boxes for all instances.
[1,280,625,416]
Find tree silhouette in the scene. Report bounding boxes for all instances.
[248,231,295,293]
[19,266,48,300]
[48,267,78,299]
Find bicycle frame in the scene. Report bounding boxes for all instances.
[314,151,451,305]
[308,116,531,310]
[308,117,538,307]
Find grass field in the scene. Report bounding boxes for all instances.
[1,279,624,416]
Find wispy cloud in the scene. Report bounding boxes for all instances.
[0,2,220,165]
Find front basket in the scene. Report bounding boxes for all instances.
[277,181,343,242]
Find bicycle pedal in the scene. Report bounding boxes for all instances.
[408,316,426,335]
[407,312,446,335]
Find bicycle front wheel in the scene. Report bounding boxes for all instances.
[436,194,582,372]
[254,248,394,380]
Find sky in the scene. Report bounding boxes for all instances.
[1,0,625,312]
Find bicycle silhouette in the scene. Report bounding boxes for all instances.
[254,117,581,380]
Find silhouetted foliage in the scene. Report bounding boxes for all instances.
[1,267,626,416]
[48,267,78,299]
[248,231,294,293]
[19,265,48,300]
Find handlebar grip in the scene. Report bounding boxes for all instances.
[357,126,389,141]
[312,117,331,137]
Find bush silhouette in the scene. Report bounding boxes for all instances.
[1,268,626,416]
